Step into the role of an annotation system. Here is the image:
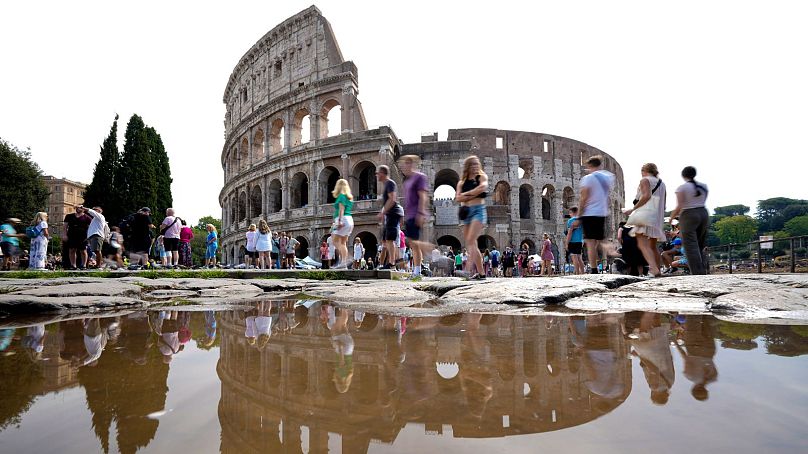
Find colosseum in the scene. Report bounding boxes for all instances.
[219,6,625,264]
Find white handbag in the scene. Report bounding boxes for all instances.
[626,179,662,227]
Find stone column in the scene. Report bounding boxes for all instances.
[310,112,321,144]
[264,118,271,162]
[247,129,253,168]
[283,108,292,151]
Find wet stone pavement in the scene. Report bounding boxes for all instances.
[0,304,806,454]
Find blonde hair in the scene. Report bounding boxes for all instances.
[461,155,485,182]
[399,154,421,165]
[206,224,217,232]
[642,163,659,176]
[331,178,353,200]
[258,219,270,234]
[32,212,48,225]
[248,223,257,231]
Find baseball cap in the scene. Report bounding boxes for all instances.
[673,238,682,246]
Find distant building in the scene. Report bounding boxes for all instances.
[42,176,86,237]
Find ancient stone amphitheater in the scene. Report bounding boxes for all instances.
[219,6,625,264]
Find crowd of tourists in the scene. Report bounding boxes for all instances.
[0,154,708,278]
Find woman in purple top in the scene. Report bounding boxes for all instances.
[178,220,194,267]
[399,155,429,278]
[540,233,554,276]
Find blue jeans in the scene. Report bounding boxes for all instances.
[462,204,487,225]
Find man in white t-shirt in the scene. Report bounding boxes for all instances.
[160,208,182,267]
[85,207,107,269]
[578,155,615,274]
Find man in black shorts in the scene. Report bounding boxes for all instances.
[376,165,402,269]
[130,208,154,265]
[64,205,91,269]
[399,155,429,278]
[578,156,615,274]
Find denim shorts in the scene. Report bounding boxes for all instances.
[462,204,487,225]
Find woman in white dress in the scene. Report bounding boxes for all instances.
[624,163,666,277]
[28,212,49,270]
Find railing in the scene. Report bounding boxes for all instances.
[705,235,807,274]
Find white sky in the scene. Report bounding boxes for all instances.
[1,1,806,224]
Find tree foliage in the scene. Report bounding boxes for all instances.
[756,197,808,232]
[713,204,750,218]
[0,138,49,222]
[715,215,758,244]
[83,115,121,220]
[195,216,221,232]
[784,215,808,237]
[145,126,172,220]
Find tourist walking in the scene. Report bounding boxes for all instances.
[84,207,107,270]
[399,155,429,278]
[376,165,404,269]
[205,224,218,267]
[670,166,710,275]
[271,232,280,269]
[160,208,181,267]
[179,220,194,267]
[565,207,585,274]
[63,205,91,270]
[285,235,300,265]
[320,241,330,269]
[245,223,258,268]
[129,207,154,266]
[155,235,168,266]
[624,163,666,277]
[331,178,354,269]
[256,220,272,269]
[353,237,364,269]
[518,244,530,277]
[1,218,23,271]
[28,212,49,270]
[279,233,289,268]
[490,246,500,277]
[503,246,515,277]
[540,233,555,276]
[455,155,488,280]
[105,226,125,268]
[578,155,615,274]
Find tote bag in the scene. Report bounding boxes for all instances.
[626,179,662,227]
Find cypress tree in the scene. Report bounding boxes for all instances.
[117,114,157,222]
[145,126,173,218]
[83,115,120,220]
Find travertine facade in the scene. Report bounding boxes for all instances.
[219,6,624,263]
[42,175,86,237]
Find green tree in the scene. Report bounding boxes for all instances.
[784,215,808,237]
[145,126,172,218]
[714,204,750,218]
[715,215,758,244]
[756,197,808,232]
[0,138,49,222]
[116,115,157,224]
[83,115,121,220]
[195,216,221,232]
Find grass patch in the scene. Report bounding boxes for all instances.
[297,270,346,280]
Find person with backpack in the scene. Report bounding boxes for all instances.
[578,155,615,274]
[84,207,107,270]
[127,207,154,266]
[27,212,50,270]
[63,205,91,270]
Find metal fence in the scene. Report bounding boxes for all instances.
[705,235,807,274]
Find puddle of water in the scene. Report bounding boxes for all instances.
[1,301,807,453]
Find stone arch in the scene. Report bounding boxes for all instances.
[519,184,534,219]
[268,179,282,213]
[229,198,237,227]
[353,161,377,200]
[437,235,462,253]
[269,118,284,154]
[290,172,309,208]
[292,108,311,147]
[434,169,460,199]
[320,98,342,138]
[493,181,510,205]
[238,191,247,222]
[520,238,537,255]
[294,235,309,259]
[354,231,377,261]
[252,128,265,163]
[250,185,262,219]
[563,187,575,210]
[477,235,496,252]
[239,138,249,171]
[319,166,341,204]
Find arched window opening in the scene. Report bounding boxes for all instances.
[354,232,378,260]
[238,191,247,222]
[477,235,496,252]
[434,185,456,200]
[268,179,282,213]
[354,162,377,200]
[518,159,533,179]
[269,118,284,154]
[519,185,534,219]
[493,181,510,205]
[562,187,575,211]
[437,235,462,253]
[294,236,309,259]
[319,166,341,204]
[542,185,555,221]
[321,99,342,138]
[542,198,551,220]
[291,172,309,208]
[434,168,460,201]
[250,186,262,219]
[239,138,249,171]
[292,109,310,147]
[252,129,265,163]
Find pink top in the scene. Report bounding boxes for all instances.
[179,226,194,243]
[541,239,554,261]
[399,230,406,248]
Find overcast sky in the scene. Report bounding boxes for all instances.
[1,1,805,224]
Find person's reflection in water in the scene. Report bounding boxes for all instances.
[200,310,217,349]
[151,311,183,364]
[627,312,676,405]
[82,318,109,367]
[325,304,354,393]
[398,316,439,417]
[22,323,46,361]
[459,314,494,419]
[675,315,718,401]
[571,314,629,404]
[255,301,274,349]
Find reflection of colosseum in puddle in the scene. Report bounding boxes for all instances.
[219,6,625,262]
[217,306,631,452]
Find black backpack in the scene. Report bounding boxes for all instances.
[119,213,137,243]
